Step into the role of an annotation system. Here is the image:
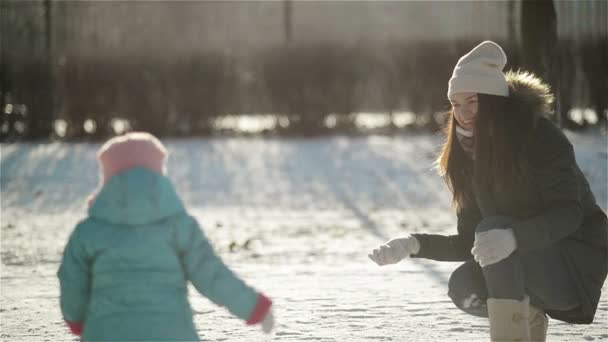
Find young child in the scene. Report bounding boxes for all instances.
[58,132,274,341]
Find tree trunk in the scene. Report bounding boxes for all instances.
[520,0,565,128]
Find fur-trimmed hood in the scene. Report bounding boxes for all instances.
[506,70,555,117]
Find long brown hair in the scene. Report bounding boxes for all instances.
[437,91,539,211]
[437,111,474,210]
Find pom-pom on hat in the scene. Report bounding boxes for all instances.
[447,40,509,99]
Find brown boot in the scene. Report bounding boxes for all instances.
[487,296,531,341]
[529,305,548,342]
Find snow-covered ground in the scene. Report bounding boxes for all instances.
[1,131,607,341]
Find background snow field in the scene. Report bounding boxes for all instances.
[1,132,606,341]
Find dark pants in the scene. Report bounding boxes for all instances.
[447,216,580,318]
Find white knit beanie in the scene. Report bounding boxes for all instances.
[447,40,509,99]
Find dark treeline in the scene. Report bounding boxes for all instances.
[1,1,606,141]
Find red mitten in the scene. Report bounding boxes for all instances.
[246,294,272,325]
[65,320,84,336]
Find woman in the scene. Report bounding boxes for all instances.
[368,41,607,341]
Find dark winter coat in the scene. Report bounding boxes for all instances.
[412,72,608,324]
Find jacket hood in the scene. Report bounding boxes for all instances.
[88,167,185,226]
[506,70,555,117]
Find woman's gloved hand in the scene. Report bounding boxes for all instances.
[368,235,420,266]
[471,228,517,267]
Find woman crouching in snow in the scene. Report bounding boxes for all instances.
[58,132,274,341]
[368,41,607,341]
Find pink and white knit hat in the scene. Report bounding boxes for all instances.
[87,132,168,207]
[88,132,168,207]
[97,131,168,184]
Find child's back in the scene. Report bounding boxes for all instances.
[58,133,272,341]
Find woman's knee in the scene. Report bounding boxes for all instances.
[448,261,488,317]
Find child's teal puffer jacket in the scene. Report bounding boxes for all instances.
[58,168,262,341]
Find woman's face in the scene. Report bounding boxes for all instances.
[450,92,478,131]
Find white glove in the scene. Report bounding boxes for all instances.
[471,228,517,267]
[368,235,420,266]
[261,309,274,334]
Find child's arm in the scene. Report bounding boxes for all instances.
[175,216,272,326]
[57,224,91,336]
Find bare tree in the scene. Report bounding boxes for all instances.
[284,0,292,45]
[26,0,54,139]
[520,0,563,127]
